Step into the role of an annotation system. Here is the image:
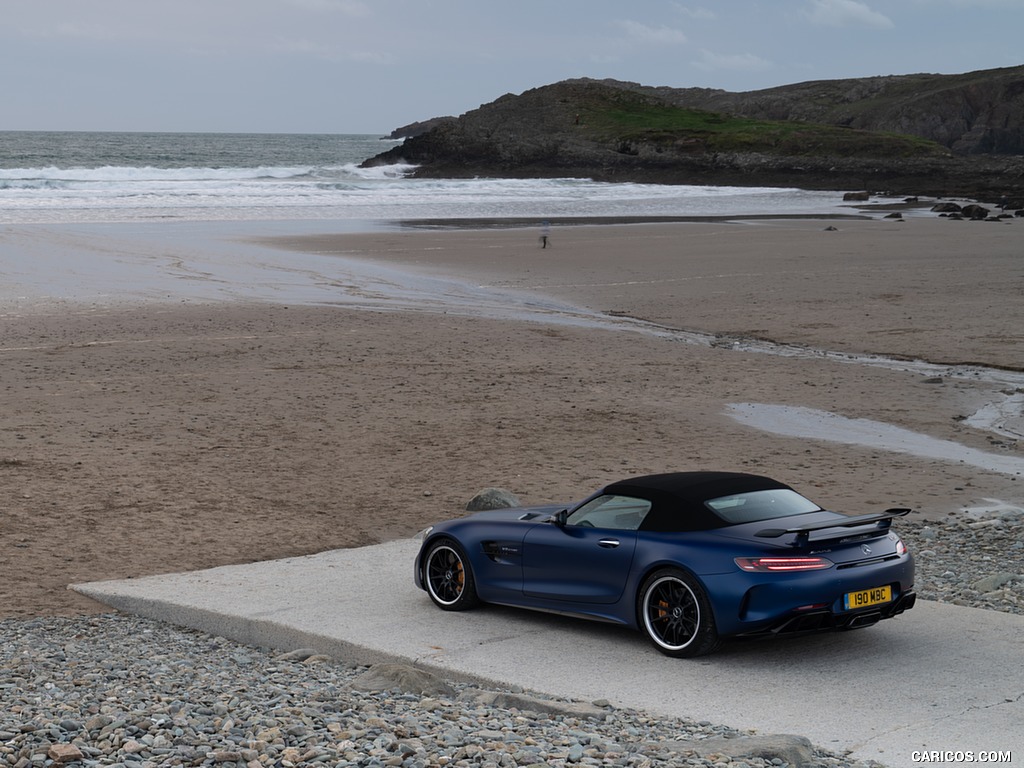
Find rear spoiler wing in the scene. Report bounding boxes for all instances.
[755,507,911,543]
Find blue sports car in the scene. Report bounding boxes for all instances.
[414,472,916,657]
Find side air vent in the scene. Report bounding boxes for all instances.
[481,541,522,562]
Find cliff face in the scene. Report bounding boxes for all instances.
[599,66,1024,155]
[365,70,1024,199]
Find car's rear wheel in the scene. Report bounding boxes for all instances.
[639,568,720,657]
[423,537,480,611]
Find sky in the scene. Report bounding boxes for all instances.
[2,0,1022,135]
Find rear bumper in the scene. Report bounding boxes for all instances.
[743,589,917,636]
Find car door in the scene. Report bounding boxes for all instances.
[521,494,652,604]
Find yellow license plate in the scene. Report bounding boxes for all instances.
[844,585,892,610]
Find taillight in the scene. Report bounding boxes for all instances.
[734,556,834,572]
[893,536,907,556]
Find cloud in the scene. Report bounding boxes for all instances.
[910,0,1019,5]
[272,37,388,63]
[615,19,688,45]
[45,21,122,41]
[806,0,893,28]
[673,4,716,20]
[282,0,369,14]
[693,49,772,73]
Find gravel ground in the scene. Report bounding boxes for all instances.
[900,503,1024,615]
[2,615,856,768]
[1,504,1020,768]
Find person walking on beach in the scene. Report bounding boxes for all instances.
[540,221,551,249]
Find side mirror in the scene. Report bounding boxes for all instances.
[551,509,569,526]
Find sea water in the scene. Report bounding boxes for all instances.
[0,131,852,226]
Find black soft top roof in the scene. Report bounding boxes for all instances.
[602,471,792,532]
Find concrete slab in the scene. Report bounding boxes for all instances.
[72,539,1024,767]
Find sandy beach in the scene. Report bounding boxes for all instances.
[2,216,1022,619]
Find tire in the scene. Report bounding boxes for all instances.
[638,568,720,657]
[423,537,481,611]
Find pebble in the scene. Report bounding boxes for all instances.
[1,617,868,768]
[1,508,1019,768]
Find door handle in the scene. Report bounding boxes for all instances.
[598,538,621,548]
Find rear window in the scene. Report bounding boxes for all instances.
[704,488,820,524]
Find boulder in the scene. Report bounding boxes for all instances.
[680,734,816,767]
[962,203,990,219]
[843,191,870,201]
[350,663,455,697]
[972,572,1017,592]
[471,690,607,719]
[274,648,320,662]
[931,202,962,213]
[466,487,521,511]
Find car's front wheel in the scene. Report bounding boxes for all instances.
[423,537,481,611]
[639,568,720,657]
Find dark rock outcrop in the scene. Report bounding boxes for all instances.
[365,77,1024,200]
[388,116,456,140]
[962,203,991,219]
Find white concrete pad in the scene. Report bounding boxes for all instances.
[72,539,1024,767]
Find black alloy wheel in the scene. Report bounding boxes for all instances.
[639,568,720,657]
[423,537,481,611]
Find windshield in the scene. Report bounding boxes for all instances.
[567,494,652,531]
[704,488,821,524]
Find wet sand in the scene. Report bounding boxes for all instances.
[2,216,1022,618]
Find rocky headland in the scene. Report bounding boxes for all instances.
[367,67,1024,204]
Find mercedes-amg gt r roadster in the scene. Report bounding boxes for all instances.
[414,471,916,657]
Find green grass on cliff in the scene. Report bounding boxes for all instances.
[583,100,948,158]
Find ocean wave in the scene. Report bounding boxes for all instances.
[0,164,358,183]
[0,178,68,191]
[339,162,418,180]
[0,132,860,225]
[0,137,849,225]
